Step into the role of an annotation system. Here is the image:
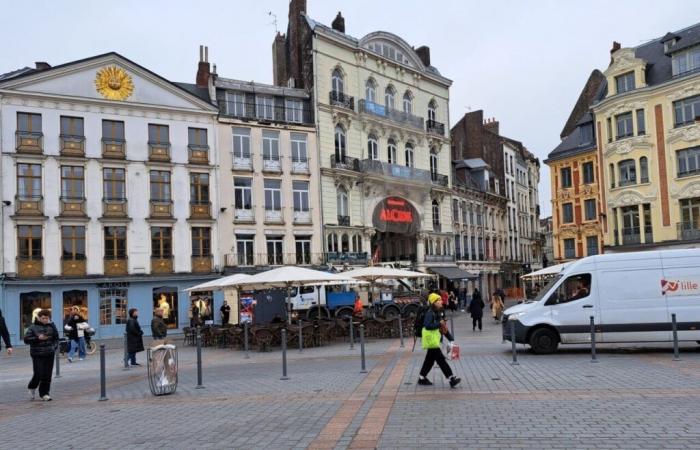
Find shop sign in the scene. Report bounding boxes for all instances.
[372,197,419,234]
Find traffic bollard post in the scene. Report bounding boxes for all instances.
[244,321,250,359]
[590,316,598,363]
[195,327,205,389]
[98,344,108,401]
[349,320,355,350]
[122,332,130,371]
[360,324,367,373]
[397,316,404,348]
[54,349,61,378]
[672,313,680,361]
[509,320,519,366]
[450,311,455,338]
[280,328,289,380]
[298,319,303,353]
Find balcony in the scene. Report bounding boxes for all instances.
[262,158,282,173]
[15,131,43,154]
[62,259,86,277]
[424,254,456,263]
[59,135,85,157]
[232,156,253,171]
[148,142,171,162]
[432,222,442,233]
[264,209,284,224]
[678,222,700,241]
[291,158,310,174]
[149,200,173,219]
[330,155,360,171]
[17,257,43,278]
[337,215,350,226]
[293,209,312,224]
[225,253,322,267]
[233,207,255,224]
[190,201,211,220]
[622,227,641,245]
[102,199,128,218]
[219,100,313,125]
[151,257,173,274]
[59,197,87,217]
[359,159,448,187]
[14,195,43,216]
[329,91,354,110]
[104,258,128,276]
[358,100,424,131]
[188,144,209,165]
[426,119,445,137]
[325,252,368,265]
[102,139,126,159]
[192,256,212,273]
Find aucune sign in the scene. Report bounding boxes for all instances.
[372,197,419,235]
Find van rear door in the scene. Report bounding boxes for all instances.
[661,250,700,341]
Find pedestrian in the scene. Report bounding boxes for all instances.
[447,291,458,312]
[23,309,58,401]
[151,308,168,340]
[125,308,144,366]
[0,308,13,356]
[220,300,231,325]
[490,293,504,322]
[417,293,461,388]
[459,288,467,311]
[469,288,485,331]
[64,306,86,362]
[353,292,363,318]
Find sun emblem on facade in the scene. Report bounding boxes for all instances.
[95,66,134,100]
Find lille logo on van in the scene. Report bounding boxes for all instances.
[661,278,699,295]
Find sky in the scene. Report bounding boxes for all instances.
[1,0,699,216]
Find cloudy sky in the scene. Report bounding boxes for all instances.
[1,0,699,215]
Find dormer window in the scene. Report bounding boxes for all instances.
[580,123,593,145]
[672,46,700,77]
[615,71,636,94]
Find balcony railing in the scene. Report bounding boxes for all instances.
[104,258,128,276]
[262,158,282,173]
[219,100,313,124]
[325,252,368,265]
[337,215,350,226]
[358,100,424,130]
[62,258,86,277]
[15,131,43,153]
[424,254,455,263]
[360,159,448,187]
[264,208,284,224]
[225,253,323,267]
[293,209,312,224]
[151,257,173,274]
[148,142,171,162]
[103,198,128,218]
[15,195,43,216]
[232,156,253,171]
[60,135,85,157]
[330,155,360,171]
[329,91,354,110]
[233,207,255,223]
[150,200,173,219]
[190,201,211,220]
[59,197,87,217]
[622,227,641,245]
[426,119,445,136]
[678,222,700,241]
[432,222,441,232]
[102,138,126,159]
[431,173,449,187]
[188,144,209,165]
[192,256,213,273]
[291,158,310,174]
[17,257,43,278]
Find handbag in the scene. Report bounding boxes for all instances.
[421,328,441,349]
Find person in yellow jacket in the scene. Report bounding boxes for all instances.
[418,293,461,388]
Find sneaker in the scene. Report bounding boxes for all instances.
[29,388,36,400]
[449,376,461,388]
[41,395,52,401]
[67,357,73,363]
[417,377,433,386]
[130,362,141,366]
[79,358,85,361]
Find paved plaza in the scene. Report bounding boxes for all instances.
[2,311,700,450]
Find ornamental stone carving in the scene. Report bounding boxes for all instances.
[604,48,646,77]
[667,84,700,101]
[606,101,646,118]
[667,124,700,145]
[607,189,656,208]
[604,135,653,157]
[670,181,700,199]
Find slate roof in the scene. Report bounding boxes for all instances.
[636,22,700,86]
[173,82,213,104]
[0,66,35,81]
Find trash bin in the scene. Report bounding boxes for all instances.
[147,344,178,396]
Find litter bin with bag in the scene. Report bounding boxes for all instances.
[147,343,178,396]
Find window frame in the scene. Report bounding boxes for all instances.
[191,227,211,257]
[584,198,596,221]
[673,95,700,127]
[104,226,127,260]
[60,166,85,200]
[615,112,634,140]
[677,146,700,178]
[151,226,173,259]
[189,172,210,205]
[18,225,42,259]
[148,124,169,145]
[618,159,637,186]
[263,179,282,211]
[615,71,636,94]
[60,116,84,138]
[233,177,253,210]
[562,202,574,224]
[61,225,86,261]
[582,161,595,184]
[149,170,171,202]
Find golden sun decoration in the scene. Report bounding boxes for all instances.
[95,66,134,100]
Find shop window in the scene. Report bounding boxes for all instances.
[62,290,88,324]
[99,286,128,327]
[154,287,178,329]
[20,291,51,338]
[189,291,213,326]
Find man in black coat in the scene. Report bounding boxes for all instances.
[0,309,12,356]
[24,309,58,401]
[125,308,144,366]
[469,288,485,331]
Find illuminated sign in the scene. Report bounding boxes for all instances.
[372,197,419,234]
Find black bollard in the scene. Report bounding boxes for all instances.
[349,320,355,350]
[590,316,598,363]
[244,321,250,359]
[122,332,130,371]
[397,316,404,348]
[360,324,367,373]
[195,327,204,389]
[509,320,519,366]
[98,344,108,401]
[672,313,680,361]
[298,319,303,353]
[54,349,61,378]
[450,311,455,338]
[281,328,289,380]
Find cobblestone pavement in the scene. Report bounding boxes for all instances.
[2,308,700,449]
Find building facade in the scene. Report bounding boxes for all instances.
[593,25,700,252]
[0,53,221,341]
[540,216,554,266]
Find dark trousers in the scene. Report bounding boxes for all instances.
[419,348,453,378]
[28,354,54,397]
[127,352,137,365]
[472,317,482,330]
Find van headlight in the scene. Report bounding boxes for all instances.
[508,312,525,321]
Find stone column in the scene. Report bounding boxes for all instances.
[639,204,646,244]
[416,232,426,264]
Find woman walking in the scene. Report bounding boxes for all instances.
[24,309,58,401]
[468,288,485,331]
[490,293,504,322]
[125,308,144,366]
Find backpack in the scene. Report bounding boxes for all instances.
[413,305,428,337]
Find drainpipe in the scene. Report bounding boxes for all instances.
[311,36,325,266]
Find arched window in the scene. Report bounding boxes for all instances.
[341,233,349,252]
[334,124,346,162]
[429,147,438,180]
[365,79,376,103]
[387,138,397,164]
[367,134,379,160]
[403,91,412,114]
[327,233,338,252]
[405,143,414,167]
[352,235,362,252]
[432,200,440,229]
[428,100,437,123]
[385,86,395,110]
[337,186,348,218]
[436,238,442,255]
[640,156,649,183]
[609,163,616,188]
[331,69,344,94]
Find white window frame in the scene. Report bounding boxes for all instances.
[367,135,378,160]
[405,144,414,168]
[256,95,274,120]
[285,99,303,123]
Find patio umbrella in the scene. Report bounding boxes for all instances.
[184,273,252,292]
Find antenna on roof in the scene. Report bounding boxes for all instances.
[268,11,278,33]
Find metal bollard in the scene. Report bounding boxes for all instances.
[298,319,303,353]
[672,313,680,361]
[98,344,108,401]
[590,316,598,363]
[360,324,367,373]
[280,328,289,380]
[450,311,455,338]
[397,316,404,348]
[195,327,205,389]
[510,320,519,366]
[54,349,61,378]
[244,321,250,359]
[349,320,355,349]
[122,332,130,371]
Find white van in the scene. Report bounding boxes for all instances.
[503,249,700,354]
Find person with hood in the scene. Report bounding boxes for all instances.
[64,306,87,362]
[151,308,168,339]
[0,308,13,356]
[469,288,485,331]
[417,293,461,388]
[125,308,144,366]
[24,309,58,401]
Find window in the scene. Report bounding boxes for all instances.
[296,237,311,264]
[615,71,635,94]
[547,273,592,305]
[618,159,636,186]
[580,123,593,145]
[640,156,649,183]
[582,162,595,184]
[236,234,254,265]
[292,180,309,212]
[367,134,378,160]
[262,130,280,161]
[636,109,645,135]
[337,186,348,218]
[291,133,308,163]
[405,143,414,167]
[153,287,178,329]
[365,79,376,103]
[188,128,208,147]
[334,125,346,161]
[190,173,210,205]
[17,112,41,134]
[285,99,303,123]
[60,166,84,199]
[331,69,344,93]
[62,226,85,261]
[562,203,574,223]
[99,287,128,327]
[105,226,127,260]
[103,168,125,201]
[402,91,412,114]
[150,171,171,202]
[430,148,438,178]
[615,112,633,139]
[232,128,251,160]
[266,236,284,265]
[432,200,440,227]
[60,116,84,137]
[264,179,282,211]
[20,292,51,338]
[226,91,246,116]
[680,197,700,230]
[256,95,274,120]
[234,178,252,210]
[584,199,596,221]
[674,95,700,127]
[387,138,397,164]
[563,238,576,259]
[385,86,395,110]
[148,124,169,144]
[102,120,125,141]
[677,146,700,177]
[643,203,652,241]
[672,46,700,76]
[151,227,172,258]
[609,163,616,188]
[428,100,437,122]
[586,236,598,256]
[560,167,572,188]
[191,227,211,257]
[327,233,338,252]
[622,205,640,241]
[62,290,88,326]
[17,163,41,200]
[606,117,612,143]
[18,225,42,260]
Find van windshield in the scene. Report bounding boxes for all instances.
[531,274,563,303]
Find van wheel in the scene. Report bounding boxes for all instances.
[529,328,559,354]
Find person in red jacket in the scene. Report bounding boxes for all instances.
[353,293,363,318]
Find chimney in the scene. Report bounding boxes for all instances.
[196,45,211,88]
[287,0,307,89]
[483,117,499,135]
[34,62,51,71]
[415,46,431,67]
[272,32,288,87]
[610,41,621,55]
[331,12,345,33]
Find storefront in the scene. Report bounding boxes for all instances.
[371,197,420,263]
